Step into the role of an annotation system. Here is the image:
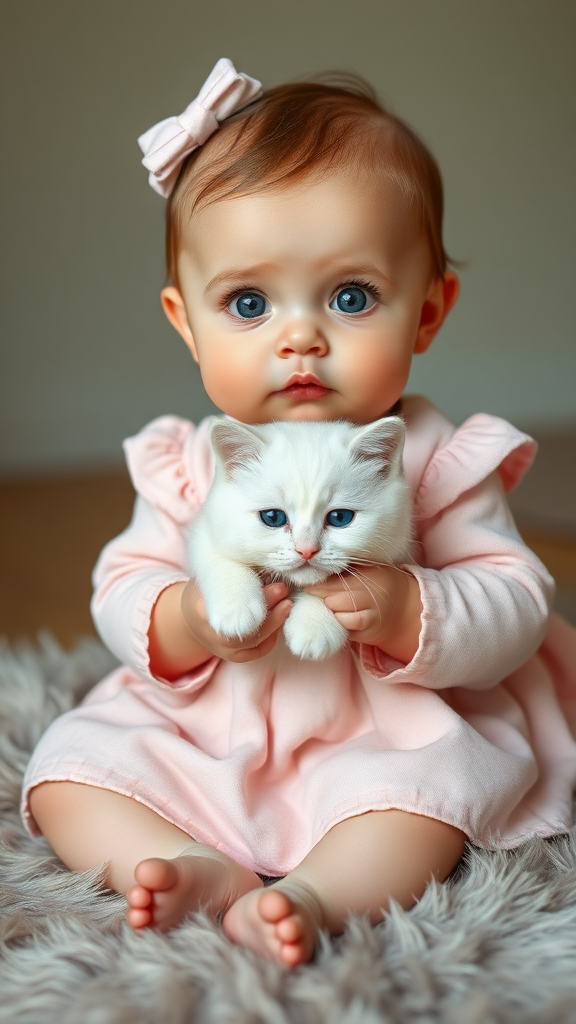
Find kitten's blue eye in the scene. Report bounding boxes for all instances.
[331,287,369,315]
[326,509,355,527]
[229,293,269,319]
[259,509,287,528]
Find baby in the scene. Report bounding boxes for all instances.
[22,58,576,968]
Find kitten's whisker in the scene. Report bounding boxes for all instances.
[392,564,418,580]
[346,575,385,631]
[336,571,359,613]
[352,570,397,626]
[346,559,395,571]
[347,557,400,568]
[356,560,418,584]
[348,567,392,601]
[345,567,394,630]
[345,568,382,612]
[347,556,387,564]
[347,558,418,584]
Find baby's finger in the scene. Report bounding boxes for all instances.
[258,598,293,639]
[263,581,290,608]
[323,591,365,613]
[209,601,291,656]
[333,610,375,633]
[231,603,292,661]
[232,627,282,663]
[194,593,208,621]
[303,575,345,599]
[227,599,292,653]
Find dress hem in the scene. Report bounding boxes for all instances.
[21,762,573,877]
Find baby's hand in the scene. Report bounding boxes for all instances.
[181,580,292,664]
[305,565,422,664]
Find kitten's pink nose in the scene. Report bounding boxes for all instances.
[296,545,319,561]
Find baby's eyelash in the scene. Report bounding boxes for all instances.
[334,278,383,302]
[217,284,264,311]
[217,278,383,313]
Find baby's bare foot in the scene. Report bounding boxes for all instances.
[222,882,323,967]
[126,847,262,932]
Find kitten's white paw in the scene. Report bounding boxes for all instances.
[205,590,267,639]
[200,567,267,640]
[284,592,348,660]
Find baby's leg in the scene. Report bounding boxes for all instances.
[223,810,465,966]
[29,781,262,931]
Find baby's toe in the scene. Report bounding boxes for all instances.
[126,906,153,929]
[281,940,307,967]
[126,883,152,909]
[276,913,304,943]
[134,857,179,892]
[258,888,293,924]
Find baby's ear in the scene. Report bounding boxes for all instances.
[414,272,459,354]
[209,420,266,477]
[160,287,199,361]
[349,416,405,476]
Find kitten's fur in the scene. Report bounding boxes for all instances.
[188,417,412,660]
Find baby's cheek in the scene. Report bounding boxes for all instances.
[201,357,250,413]
[349,352,408,410]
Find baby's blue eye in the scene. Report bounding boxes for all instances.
[259,509,287,528]
[326,509,355,527]
[331,287,369,315]
[230,293,269,319]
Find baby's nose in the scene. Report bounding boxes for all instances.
[275,318,328,357]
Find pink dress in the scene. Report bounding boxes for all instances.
[21,396,576,877]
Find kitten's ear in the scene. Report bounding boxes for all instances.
[349,416,405,476]
[209,420,266,477]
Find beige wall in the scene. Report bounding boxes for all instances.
[0,0,574,474]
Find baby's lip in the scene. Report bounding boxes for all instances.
[282,373,326,389]
[274,375,330,402]
[273,373,330,399]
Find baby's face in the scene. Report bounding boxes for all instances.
[171,167,440,424]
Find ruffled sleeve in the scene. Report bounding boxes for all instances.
[123,414,216,523]
[357,404,553,692]
[91,415,219,690]
[415,413,536,520]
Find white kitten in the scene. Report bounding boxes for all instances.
[188,417,412,660]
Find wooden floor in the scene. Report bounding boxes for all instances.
[1,469,575,648]
[0,469,136,647]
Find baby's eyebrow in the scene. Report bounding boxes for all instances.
[204,260,396,296]
[205,263,277,294]
[324,261,395,287]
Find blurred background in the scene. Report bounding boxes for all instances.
[1,0,575,644]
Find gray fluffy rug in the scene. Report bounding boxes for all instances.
[1,637,576,1023]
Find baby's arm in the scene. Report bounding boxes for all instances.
[400,471,553,688]
[373,472,552,687]
[305,566,422,663]
[92,493,291,684]
[307,471,553,684]
[148,578,292,681]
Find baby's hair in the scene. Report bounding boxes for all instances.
[166,73,450,289]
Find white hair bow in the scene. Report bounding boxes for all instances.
[138,58,263,198]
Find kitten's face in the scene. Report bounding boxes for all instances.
[206,418,411,584]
